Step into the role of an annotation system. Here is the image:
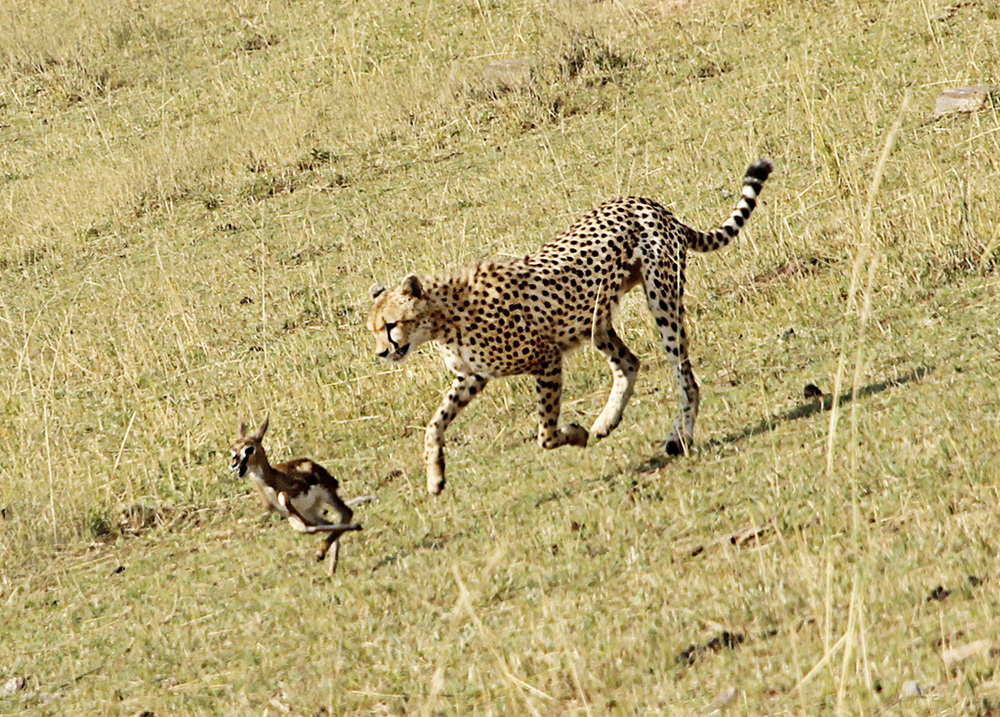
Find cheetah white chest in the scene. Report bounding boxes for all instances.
[439,345,500,378]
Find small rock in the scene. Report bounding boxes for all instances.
[900,680,923,698]
[927,584,950,601]
[943,639,994,669]
[707,686,739,712]
[676,644,698,666]
[1,675,26,696]
[677,631,746,666]
[803,384,825,400]
[934,85,995,116]
[705,631,744,651]
[481,57,534,94]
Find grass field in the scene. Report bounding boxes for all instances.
[1,0,999,713]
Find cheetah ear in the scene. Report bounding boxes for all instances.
[400,274,423,299]
[369,283,386,300]
[251,415,269,441]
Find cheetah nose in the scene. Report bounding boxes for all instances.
[377,349,389,359]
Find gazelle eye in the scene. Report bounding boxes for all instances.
[243,446,255,458]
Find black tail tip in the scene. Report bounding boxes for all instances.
[745,158,775,183]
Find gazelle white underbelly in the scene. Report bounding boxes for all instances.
[248,468,338,524]
[287,485,337,524]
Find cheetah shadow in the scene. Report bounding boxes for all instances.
[634,365,934,473]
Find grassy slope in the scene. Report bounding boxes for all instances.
[1,0,999,713]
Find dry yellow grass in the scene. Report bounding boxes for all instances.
[1,0,999,713]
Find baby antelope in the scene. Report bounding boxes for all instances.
[230,416,364,575]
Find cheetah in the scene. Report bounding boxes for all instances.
[368,159,774,494]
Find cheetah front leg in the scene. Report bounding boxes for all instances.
[535,364,589,449]
[590,324,640,439]
[424,373,489,494]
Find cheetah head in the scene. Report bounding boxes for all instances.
[367,274,432,363]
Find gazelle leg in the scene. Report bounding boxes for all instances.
[327,538,341,576]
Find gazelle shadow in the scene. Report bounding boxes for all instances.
[635,365,934,473]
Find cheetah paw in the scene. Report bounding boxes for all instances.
[590,416,620,440]
[664,434,691,456]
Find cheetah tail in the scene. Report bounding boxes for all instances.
[687,158,774,253]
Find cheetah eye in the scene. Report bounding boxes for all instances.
[384,322,397,332]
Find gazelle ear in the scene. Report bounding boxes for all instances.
[252,415,269,441]
[240,421,248,438]
[400,274,423,299]
[369,283,386,300]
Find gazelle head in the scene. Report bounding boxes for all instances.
[367,274,433,363]
[230,415,269,478]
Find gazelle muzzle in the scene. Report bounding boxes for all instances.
[232,445,254,478]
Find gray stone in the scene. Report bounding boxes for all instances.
[934,85,996,116]
[900,680,924,698]
[1,676,26,696]
[707,686,739,712]
[943,638,994,668]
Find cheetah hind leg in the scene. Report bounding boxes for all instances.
[640,262,699,456]
[664,353,699,456]
[590,324,640,439]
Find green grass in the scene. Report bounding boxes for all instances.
[1,0,999,713]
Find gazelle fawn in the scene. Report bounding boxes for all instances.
[230,416,363,575]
